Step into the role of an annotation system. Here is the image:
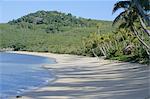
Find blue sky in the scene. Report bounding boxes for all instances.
[0,0,120,23]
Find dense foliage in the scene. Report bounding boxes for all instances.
[83,28,149,64]
[112,0,150,52]
[0,10,149,64]
[111,0,150,64]
[82,0,150,64]
[0,10,113,54]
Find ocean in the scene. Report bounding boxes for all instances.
[0,52,56,98]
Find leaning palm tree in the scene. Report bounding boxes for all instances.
[133,0,150,26]
[133,0,150,37]
[112,0,150,52]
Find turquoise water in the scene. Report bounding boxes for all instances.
[0,52,56,98]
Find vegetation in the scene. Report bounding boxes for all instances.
[8,11,110,33]
[0,11,113,54]
[83,29,149,64]
[0,9,149,64]
[82,0,149,64]
[112,0,150,63]
[112,0,150,53]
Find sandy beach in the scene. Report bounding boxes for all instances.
[10,51,149,99]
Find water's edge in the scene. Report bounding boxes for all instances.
[3,52,58,98]
[16,68,58,98]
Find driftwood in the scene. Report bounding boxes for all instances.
[123,44,134,55]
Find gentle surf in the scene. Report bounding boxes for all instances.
[0,52,55,98]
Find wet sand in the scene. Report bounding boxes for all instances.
[10,51,150,99]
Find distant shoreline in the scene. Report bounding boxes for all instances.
[0,48,14,52]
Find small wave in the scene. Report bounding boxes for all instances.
[0,53,56,98]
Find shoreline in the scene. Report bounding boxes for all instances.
[9,51,149,99]
[1,51,57,99]
[8,51,111,99]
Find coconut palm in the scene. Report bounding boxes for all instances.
[133,0,150,26]
[112,0,150,51]
[133,0,150,37]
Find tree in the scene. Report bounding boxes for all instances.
[133,0,150,26]
[112,0,150,52]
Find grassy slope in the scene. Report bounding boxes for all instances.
[0,20,148,64]
[0,21,113,55]
[0,11,114,55]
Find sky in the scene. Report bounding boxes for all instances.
[0,0,120,23]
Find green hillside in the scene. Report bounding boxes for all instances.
[0,11,113,54]
[8,10,112,33]
[0,10,149,64]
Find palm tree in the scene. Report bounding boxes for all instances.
[133,0,150,37]
[133,0,150,26]
[112,0,150,52]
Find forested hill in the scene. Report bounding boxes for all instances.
[0,10,148,63]
[8,10,112,33]
[9,11,94,26]
[0,10,114,59]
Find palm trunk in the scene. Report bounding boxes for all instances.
[91,49,99,59]
[133,0,150,26]
[139,16,150,36]
[99,45,107,58]
[131,26,150,51]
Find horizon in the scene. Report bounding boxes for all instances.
[0,0,121,23]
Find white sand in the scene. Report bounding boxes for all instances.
[9,51,149,99]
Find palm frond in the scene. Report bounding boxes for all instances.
[112,0,131,14]
[112,10,128,26]
[119,22,128,28]
[138,0,150,11]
